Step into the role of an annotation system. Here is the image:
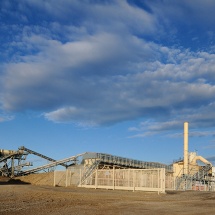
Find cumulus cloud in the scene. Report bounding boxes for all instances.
[1,0,215,138]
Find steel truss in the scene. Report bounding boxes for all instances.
[0,146,85,177]
[176,164,213,191]
[80,152,173,185]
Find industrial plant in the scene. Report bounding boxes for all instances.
[0,122,214,192]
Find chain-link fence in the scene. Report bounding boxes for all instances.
[79,168,165,193]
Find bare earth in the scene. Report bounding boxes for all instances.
[1,183,215,215]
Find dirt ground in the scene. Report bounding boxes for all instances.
[1,182,215,215]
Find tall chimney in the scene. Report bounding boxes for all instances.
[184,122,189,175]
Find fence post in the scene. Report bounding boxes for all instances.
[133,169,135,192]
[54,171,56,187]
[158,169,160,193]
[161,168,165,193]
[95,169,98,189]
[65,169,67,187]
[113,166,115,190]
[128,169,130,188]
[79,168,82,187]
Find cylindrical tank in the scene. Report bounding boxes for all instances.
[0,149,17,156]
[189,152,197,164]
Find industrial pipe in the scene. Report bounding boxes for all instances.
[0,149,17,156]
[191,156,212,166]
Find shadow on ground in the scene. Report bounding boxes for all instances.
[0,177,30,185]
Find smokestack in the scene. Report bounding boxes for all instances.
[184,122,189,175]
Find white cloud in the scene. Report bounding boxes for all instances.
[0,114,14,122]
[2,40,215,127]
[1,0,215,134]
[148,0,215,27]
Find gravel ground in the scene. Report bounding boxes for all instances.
[1,183,215,215]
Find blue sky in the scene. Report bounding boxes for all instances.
[1,0,215,166]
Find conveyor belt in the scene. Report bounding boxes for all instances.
[19,146,68,168]
[18,152,86,175]
[83,152,173,171]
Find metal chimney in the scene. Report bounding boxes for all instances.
[184,122,189,175]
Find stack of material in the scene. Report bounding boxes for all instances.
[0,176,10,183]
[15,172,55,186]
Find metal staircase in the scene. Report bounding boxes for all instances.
[176,164,212,190]
[192,164,211,181]
[79,160,101,185]
[79,152,174,186]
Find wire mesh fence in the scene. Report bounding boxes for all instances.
[53,166,82,187]
[79,168,166,193]
[53,167,215,193]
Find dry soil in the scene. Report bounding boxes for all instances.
[1,181,215,215]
